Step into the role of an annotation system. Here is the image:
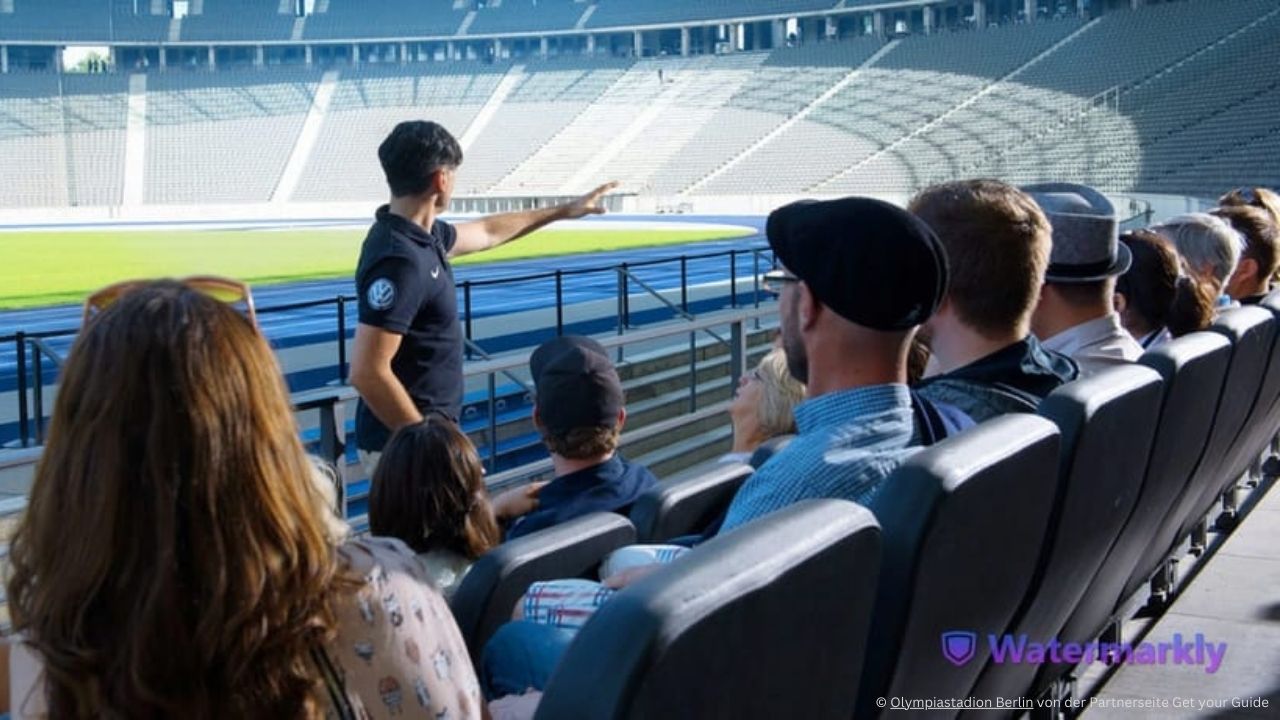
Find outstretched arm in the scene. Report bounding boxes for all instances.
[450,182,619,259]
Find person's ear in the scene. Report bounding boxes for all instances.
[1113,291,1128,314]
[531,404,543,431]
[797,282,818,330]
[1239,257,1260,282]
[615,407,627,432]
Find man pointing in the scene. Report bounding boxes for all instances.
[350,120,618,472]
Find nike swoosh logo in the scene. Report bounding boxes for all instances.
[431,267,441,279]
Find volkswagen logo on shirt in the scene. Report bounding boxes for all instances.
[367,278,396,311]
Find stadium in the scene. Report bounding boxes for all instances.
[0,0,1278,716]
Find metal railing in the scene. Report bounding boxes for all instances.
[2,244,772,448]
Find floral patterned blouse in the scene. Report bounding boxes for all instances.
[324,537,484,719]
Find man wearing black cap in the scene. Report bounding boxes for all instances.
[718,196,950,533]
[1026,183,1144,377]
[504,335,658,540]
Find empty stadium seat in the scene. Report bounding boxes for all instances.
[857,414,1061,717]
[629,461,753,543]
[1038,331,1232,690]
[534,499,881,720]
[450,512,636,659]
[968,364,1165,707]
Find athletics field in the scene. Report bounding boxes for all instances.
[0,224,753,310]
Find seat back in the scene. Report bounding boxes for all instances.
[1174,306,1273,540]
[450,512,635,659]
[969,364,1163,704]
[629,462,753,543]
[1052,333,1230,681]
[1117,332,1233,603]
[535,500,881,720]
[857,415,1061,717]
[1217,294,1280,484]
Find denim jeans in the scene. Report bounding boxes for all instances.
[480,620,577,700]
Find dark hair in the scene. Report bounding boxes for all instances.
[369,417,501,559]
[377,121,463,198]
[1117,231,1214,338]
[1212,204,1279,280]
[909,179,1051,339]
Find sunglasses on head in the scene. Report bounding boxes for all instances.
[82,275,257,327]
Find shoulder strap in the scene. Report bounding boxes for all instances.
[311,646,358,720]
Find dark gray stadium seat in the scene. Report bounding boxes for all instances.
[450,512,635,659]
[1215,293,1280,492]
[1122,307,1274,605]
[1040,332,1231,689]
[857,414,1061,718]
[967,364,1164,707]
[629,462,753,543]
[534,500,881,720]
[1203,302,1274,499]
[1172,306,1274,543]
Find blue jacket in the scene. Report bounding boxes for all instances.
[505,454,658,540]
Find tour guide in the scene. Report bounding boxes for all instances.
[350,120,617,471]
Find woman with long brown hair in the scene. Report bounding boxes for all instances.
[4,279,483,719]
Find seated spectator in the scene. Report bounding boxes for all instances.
[1150,212,1243,309]
[369,417,544,598]
[1026,183,1144,376]
[1218,186,1280,227]
[909,179,1078,421]
[504,335,658,540]
[723,347,805,464]
[3,280,484,718]
[1211,204,1278,305]
[717,196,949,532]
[1115,230,1216,347]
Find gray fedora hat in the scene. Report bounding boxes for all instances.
[1023,182,1131,283]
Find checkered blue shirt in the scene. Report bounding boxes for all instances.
[719,384,920,533]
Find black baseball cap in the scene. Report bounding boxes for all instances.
[530,336,624,435]
[766,197,948,331]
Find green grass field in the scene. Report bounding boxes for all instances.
[0,226,753,309]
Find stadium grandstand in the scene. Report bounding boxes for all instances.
[1,0,1278,717]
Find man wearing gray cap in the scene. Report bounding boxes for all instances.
[718,197,951,533]
[1027,183,1144,377]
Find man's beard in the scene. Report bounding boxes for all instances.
[781,301,808,385]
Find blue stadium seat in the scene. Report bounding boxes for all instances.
[968,364,1164,707]
[1039,331,1232,690]
[629,461,753,543]
[534,499,881,720]
[450,512,636,659]
[858,414,1061,717]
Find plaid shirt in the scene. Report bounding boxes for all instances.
[719,384,920,534]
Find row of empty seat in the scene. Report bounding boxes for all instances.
[440,294,1280,716]
[3,1,1279,207]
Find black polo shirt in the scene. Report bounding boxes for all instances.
[354,206,463,452]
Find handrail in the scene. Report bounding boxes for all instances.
[618,266,730,347]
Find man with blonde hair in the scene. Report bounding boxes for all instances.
[910,179,1077,420]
